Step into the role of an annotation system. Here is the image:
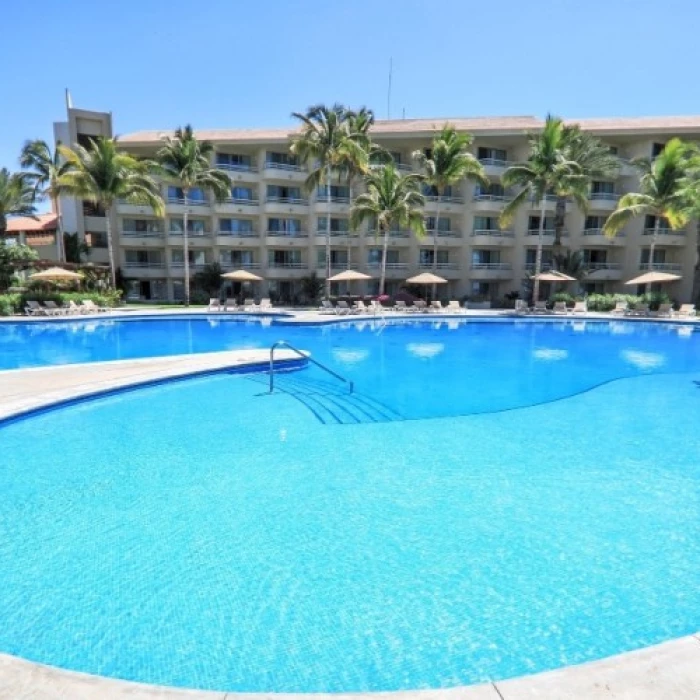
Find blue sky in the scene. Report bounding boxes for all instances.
[2,0,700,174]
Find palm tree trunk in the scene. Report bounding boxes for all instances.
[432,198,440,300]
[105,208,116,288]
[553,195,566,252]
[379,223,389,296]
[646,216,660,296]
[183,188,190,307]
[52,196,63,262]
[325,164,332,299]
[533,200,547,303]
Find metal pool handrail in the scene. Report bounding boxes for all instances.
[269,341,354,394]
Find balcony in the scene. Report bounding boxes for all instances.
[219,261,261,271]
[469,263,513,280]
[423,194,464,213]
[470,229,515,247]
[315,261,352,271]
[525,229,568,246]
[116,200,157,216]
[584,263,623,281]
[637,263,682,273]
[587,192,620,211]
[215,197,260,214]
[425,229,463,247]
[365,262,409,278]
[265,262,310,279]
[312,194,350,214]
[166,196,210,213]
[478,157,512,177]
[472,193,512,211]
[167,231,212,245]
[216,161,258,173]
[265,231,309,247]
[170,261,209,272]
[528,194,566,213]
[264,196,309,215]
[523,263,554,273]
[581,228,626,246]
[262,161,306,182]
[418,262,461,278]
[617,157,637,177]
[122,261,166,278]
[120,230,165,247]
[216,230,259,246]
[314,231,359,246]
[642,228,687,246]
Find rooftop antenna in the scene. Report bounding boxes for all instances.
[65,88,73,110]
[387,58,393,120]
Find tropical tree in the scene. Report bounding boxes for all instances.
[58,137,164,287]
[553,250,588,279]
[300,271,325,304]
[552,126,620,249]
[413,125,488,294]
[291,104,370,298]
[193,262,224,297]
[603,138,695,294]
[20,139,71,261]
[350,164,425,295]
[157,125,230,305]
[0,168,37,235]
[63,232,89,263]
[0,240,38,291]
[500,115,588,303]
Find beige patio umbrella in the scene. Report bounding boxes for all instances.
[327,269,372,282]
[406,272,448,285]
[220,269,264,282]
[530,270,576,282]
[29,267,84,282]
[624,271,681,286]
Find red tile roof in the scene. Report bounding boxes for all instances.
[5,213,58,233]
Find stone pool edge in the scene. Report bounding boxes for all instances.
[1,352,700,699]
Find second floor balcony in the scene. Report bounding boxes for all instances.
[642,228,687,245]
[581,228,625,245]
[637,262,682,273]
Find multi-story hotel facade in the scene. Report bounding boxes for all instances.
[53,105,700,303]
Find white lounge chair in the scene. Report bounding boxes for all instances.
[655,303,673,318]
[369,300,383,314]
[208,298,222,311]
[394,300,407,313]
[571,301,587,314]
[413,300,428,313]
[674,304,697,319]
[319,300,335,314]
[24,300,46,316]
[627,302,650,317]
[80,299,106,314]
[336,300,353,315]
[354,300,369,313]
[259,298,273,311]
[446,300,462,313]
[223,298,237,311]
[552,301,567,315]
[43,300,66,316]
[67,300,84,315]
[243,298,257,311]
[514,299,528,315]
[611,301,628,315]
[430,300,444,312]
[531,300,549,314]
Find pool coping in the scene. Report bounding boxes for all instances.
[1,322,699,698]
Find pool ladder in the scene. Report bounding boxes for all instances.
[268,341,354,395]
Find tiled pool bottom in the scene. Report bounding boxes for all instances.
[1,371,699,693]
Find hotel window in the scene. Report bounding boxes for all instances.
[475,183,505,197]
[219,218,253,233]
[267,185,302,201]
[477,147,507,162]
[591,181,615,195]
[216,153,252,169]
[640,249,666,264]
[644,215,670,230]
[582,249,608,264]
[425,216,451,231]
[584,215,604,229]
[268,249,302,265]
[317,217,349,232]
[316,184,350,200]
[268,218,302,234]
[316,249,348,265]
[82,201,105,216]
[525,249,552,266]
[422,184,452,197]
[419,249,449,265]
[172,250,206,265]
[122,219,161,232]
[367,249,398,264]
[527,215,554,231]
[221,250,254,265]
[266,151,298,166]
[472,250,501,265]
[651,142,665,157]
[230,186,254,201]
[167,186,205,202]
[169,218,207,233]
[473,216,499,231]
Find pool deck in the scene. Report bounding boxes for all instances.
[1,309,699,699]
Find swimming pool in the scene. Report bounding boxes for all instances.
[1,317,699,692]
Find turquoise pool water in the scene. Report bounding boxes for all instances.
[1,317,699,692]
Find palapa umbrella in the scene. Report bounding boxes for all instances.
[29,267,84,282]
[220,269,264,282]
[327,270,372,282]
[530,270,576,282]
[624,271,681,285]
[405,272,448,285]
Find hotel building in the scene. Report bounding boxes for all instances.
[52,105,700,303]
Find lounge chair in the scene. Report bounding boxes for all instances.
[394,300,407,313]
[336,300,353,315]
[674,304,697,319]
[223,298,237,311]
[514,299,528,315]
[627,302,650,317]
[42,300,66,316]
[369,300,383,314]
[531,300,549,314]
[24,300,47,316]
[571,301,587,314]
[80,299,107,314]
[654,303,673,318]
[259,298,273,311]
[243,298,257,311]
[413,300,428,313]
[319,299,336,315]
[208,298,222,311]
[67,300,84,315]
[611,301,628,315]
[430,300,444,312]
[446,300,463,313]
[354,300,369,313]
[552,301,567,315]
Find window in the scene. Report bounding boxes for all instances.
[582,249,607,264]
[472,250,501,265]
[316,249,348,265]
[85,232,107,248]
[470,282,491,297]
[316,184,350,200]
[651,142,665,157]
[527,215,553,231]
[477,147,507,162]
[367,249,398,264]
[475,183,505,198]
[390,151,403,165]
[591,181,615,195]
[230,186,254,201]
[525,249,552,266]
[122,218,161,232]
[607,146,619,155]
[172,250,206,265]
[473,216,498,231]
[221,250,254,265]
[169,218,207,233]
[82,201,105,217]
[266,152,298,166]
[584,215,603,229]
[425,216,451,231]
[216,153,252,169]
[77,133,97,149]
[640,249,666,264]
[317,217,349,232]
[644,215,670,230]
[268,249,302,265]
[422,184,452,197]
[419,249,449,265]
[267,185,302,201]
[219,218,253,233]
[268,218,302,234]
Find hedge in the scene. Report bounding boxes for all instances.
[0,290,122,316]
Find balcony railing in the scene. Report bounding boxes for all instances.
[643,228,685,237]
[219,261,261,269]
[418,262,459,270]
[366,262,409,270]
[223,197,259,206]
[637,263,682,272]
[266,230,308,238]
[315,195,351,204]
[123,261,165,269]
[265,196,308,205]
[526,228,568,237]
[217,230,258,237]
[478,157,511,168]
[582,228,625,237]
[523,263,554,271]
[216,162,257,173]
[589,192,620,201]
[267,262,307,269]
[585,262,622,271]
[471,263,512,271]
[426,229,462,238]
[167,197,209,206]
[424,195,464,204]
[170,261,209,271]
[168,230,210,237]
[264,161,303,172]
[121,230,164,238]
[315,262,351,270]
[473,193,511,202]
[315,230,358,237]
[471,229,514,238]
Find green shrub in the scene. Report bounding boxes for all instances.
[585,292,671,312]
[0,290,122,316]
[550,292,576,306]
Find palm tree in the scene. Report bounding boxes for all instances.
[413,125,488,294]
[157,125,230,306]
[553,250,588,279]
[291,104,369,298]
[552,126,620,249]
[19,139,71,261]
[603,138,695,294]
[0,169,37,235]
[350,164,425,295]
[500,115,588,303]
[59,137,164,287]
